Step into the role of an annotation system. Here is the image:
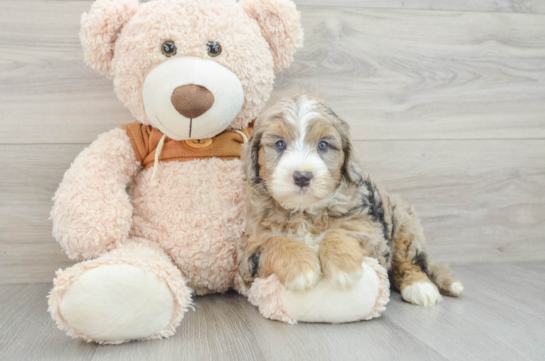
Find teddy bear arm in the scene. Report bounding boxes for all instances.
[51,128,139,260]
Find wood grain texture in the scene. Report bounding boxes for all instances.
[1,2,545,143]
[385,263,545,361]
[270,7,545,141]
[0,144,85,244]
[293,0,545,14]
[66,0,545,13]
[1,263,544,361]
[355,139,545,264]
[1,139,543,283]
[0,243,75,284]
[0,1,134,145]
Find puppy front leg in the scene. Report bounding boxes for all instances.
[259,236,322,291]
[319,229,367,288]
[237,234,261,286]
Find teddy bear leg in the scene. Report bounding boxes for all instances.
[48,239,191,344]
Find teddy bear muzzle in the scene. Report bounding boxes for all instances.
[142,56,244,141]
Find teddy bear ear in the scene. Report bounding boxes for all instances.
[80,0,140,77]
[240,0,303,72]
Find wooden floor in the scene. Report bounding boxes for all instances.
[0,262,544,361]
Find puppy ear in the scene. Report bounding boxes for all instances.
[80,0,139,77]
[341,140,363,186]
[242,128,263,183]
[335,114,363,186]
[240,0,303,72]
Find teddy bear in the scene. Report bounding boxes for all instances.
[47,0,304,344]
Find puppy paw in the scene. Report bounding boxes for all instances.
[319,238,365,289]
[450,281,465,296]
[326,267,363,289]
[270,244,322,291]
[283,265,322,291]
[402,282,443,306]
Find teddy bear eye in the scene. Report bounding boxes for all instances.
[206,40,222,57]
[162,41,177,57]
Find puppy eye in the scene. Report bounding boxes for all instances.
[318,141,329,152]
[207,40,222,57]
[275,140,286,151]
[162,41,177,57]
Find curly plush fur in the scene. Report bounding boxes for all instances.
[49,0,303,344]
[238,96,464,307]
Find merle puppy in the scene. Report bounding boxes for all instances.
[238,95,463,306]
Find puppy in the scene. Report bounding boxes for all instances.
[238,95,464,306]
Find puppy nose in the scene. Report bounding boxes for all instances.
[293,171,313,187]
[171,85,214,118]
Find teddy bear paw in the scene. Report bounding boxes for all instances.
[59,264,176,343]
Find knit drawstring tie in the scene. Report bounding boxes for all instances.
[150,134,167,187]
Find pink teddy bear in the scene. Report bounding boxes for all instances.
[48,0,302,344]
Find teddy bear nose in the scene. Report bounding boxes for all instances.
[171,85,215,118]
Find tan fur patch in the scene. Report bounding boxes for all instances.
[257,147,270,184]
[258,235,320,286]
[319,229,366,280]
[392,235,432,291]
[268,117,298,141]
[305,118,345,184]
[429,263,462,296]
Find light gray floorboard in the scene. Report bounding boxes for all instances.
[0,284,97,361]
[56,0,545,14]
[386,264,545,361]
[293,0,545,14]
[454,263,545,322]
[0,263,544,361]
[238,295,447,361]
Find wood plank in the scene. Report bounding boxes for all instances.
[0,0,135,145]
[0,243,75,284]
[453,263,545,322]
[38,0,545,15]
[268,7,545,141]
[0,144,86,244]
[355,139,545,264]
[294,0,545,14]
[385,264,545,361]
[237,292,447,361]
[1,263,544,361]
[1,2,545,143]
[1,139,543,283]
[0,283,97,361]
